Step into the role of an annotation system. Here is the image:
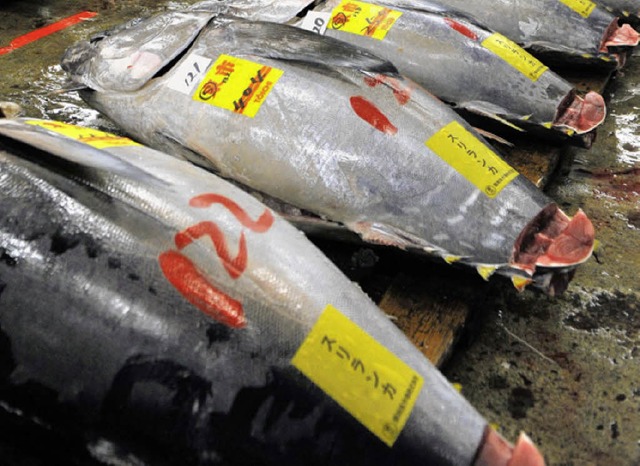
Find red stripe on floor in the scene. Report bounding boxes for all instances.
[0,11,97,56]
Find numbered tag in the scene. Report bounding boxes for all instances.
[301,11,331,35]
[167,54,212,95]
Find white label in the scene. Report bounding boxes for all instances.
[300,12,331,35]
[167,54,213,95]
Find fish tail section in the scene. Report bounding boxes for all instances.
[600,18,640,52]
[554,90,606,134]
[511,205,595,291]
[474,427,546,466]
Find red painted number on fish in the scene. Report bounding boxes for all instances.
[444,18,478,41]
[159,193,275,328]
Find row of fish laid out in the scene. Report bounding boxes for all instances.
[0,115,546,466]
[61,7,596,296]
[178,0,640,144]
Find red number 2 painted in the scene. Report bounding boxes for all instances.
[159,193,274,328]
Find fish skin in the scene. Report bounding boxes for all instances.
[0,118,493,465]
[61,13,594,293]
[293,0,605,139]
[431,0,638,67]
[596,0,640,17]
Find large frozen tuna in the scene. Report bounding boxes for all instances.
[432,0,639,67]
[0,116,546,466]
[287,0,606,142]
[61,12,595,295]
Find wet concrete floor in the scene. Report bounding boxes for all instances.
[0,1,639,465]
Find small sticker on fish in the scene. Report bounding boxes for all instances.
[24,120,140,149]
[328,0,402,40]
[167,54,212,95]
[482,33,548,82]
[193,54,283,118]
[559,0,596,18]
[292,304,423,447]
[425,121,519,198]
[300,11,331,35]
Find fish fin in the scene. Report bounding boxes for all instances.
[456,101,526,132]
[472,127,515,147]
[62,10,219,92]
[213,17,398,76]
[0,119,165,189]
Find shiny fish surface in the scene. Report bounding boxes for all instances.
[292,0,606,139]
[0,117,547,466]
[61,13,595,294]
[433,0,639,67]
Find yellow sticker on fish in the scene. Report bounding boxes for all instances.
[192,54,283,118]
[425,121,519,198]
[328,0,403,40]
[25,120,140,149]
[559,0,596,17]
[482,33,549,82]
[292,304,423,447]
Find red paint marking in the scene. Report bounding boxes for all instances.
[363,75,411,105]
[350,96,398,135]
[444,18,478,41]
[190,193,274,233]
[0,11,97,56]
[174,222,248,279]
[159,250,246,328]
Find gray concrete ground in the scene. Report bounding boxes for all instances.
[0,1,639,465]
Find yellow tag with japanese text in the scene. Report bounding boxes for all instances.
[25,120,140,149]
[425,121,519,198]
[328,0,403,40]
[559,0,596,17]
[291,305,423,447]
[482,33,548,82]
[192,54,283,118]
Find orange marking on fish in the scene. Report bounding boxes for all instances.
[350,96,398,135]
[444,18,478,41]
[159,250,246,328]
[364,75,412,105]
[190,193,274,233]
[174,222,248,279]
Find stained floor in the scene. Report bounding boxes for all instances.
[0,1,639,465]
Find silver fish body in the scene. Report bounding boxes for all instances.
[432,0,639,67]
[61,14,595,294]
[0,117,520,465]
[292,0,606,139]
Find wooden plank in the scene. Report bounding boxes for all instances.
[378,273,470,367]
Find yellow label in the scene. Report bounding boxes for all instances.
[328,0,402,40]
[291,305,423,447]
[559,0,596,17]
[193,54,283,118]
[425,121,518,198]
[25,120,139,149]
[482,33,548,82]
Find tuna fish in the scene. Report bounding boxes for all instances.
[0,115,546,465]
[287,0,606,143]
[60,12,595,295]
[431,0,639,67]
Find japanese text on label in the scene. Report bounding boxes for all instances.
[559,0,596,18]
[193,54,283,118]
[481,33,548,82]
[328,0,402,40]
[291,305,424,447]
[425,121,519,198]
[25,120,140,149]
